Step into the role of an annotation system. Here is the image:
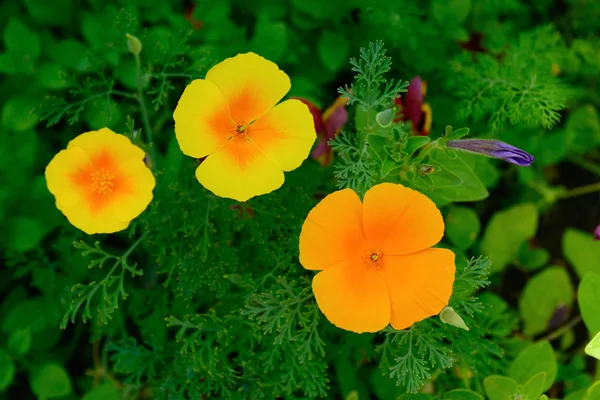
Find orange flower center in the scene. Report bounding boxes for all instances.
[90,168,115,195]
[235,122,248,136]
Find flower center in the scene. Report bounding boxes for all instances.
[366,249,383,268]
[235,122,248,135]
[90,168,115,195]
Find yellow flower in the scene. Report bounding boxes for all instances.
[45,128,155,234]
[173,52,316,202]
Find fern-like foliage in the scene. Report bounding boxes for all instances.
[454,25,572,130]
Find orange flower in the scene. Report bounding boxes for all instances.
[299,183,455,333]
[173,52,316,202]
[45,128,155,234]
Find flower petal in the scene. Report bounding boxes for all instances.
[249,99,316,171]
[112,158,156,222]
[195,138,284,202]
[299,189,368,270]
[45,147,93,209]
[363,183,443,255]
[173,79,234,158]
[58,202,129,235]
[379,248,455,330]
[67,128,145,164]
[205,52,290,123]
[312,261,390,333]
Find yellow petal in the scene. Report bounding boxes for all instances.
[249,99,316,171]
[378,248,455,330]
[195,137,284,202]
[363,183,444,255]
[112,158,156,222]
[312,260,390,333]
[67,128,145,164]
[205,52,290,124]
[45,147,93,209]
[299,188,368,270]
[173,79,234,158]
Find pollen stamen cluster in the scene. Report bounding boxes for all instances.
[91,168,115,195]
[367,249,383,268]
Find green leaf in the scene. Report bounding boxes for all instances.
[37,63,69,89]
[82,381,120,400]
[564,389,587,400]
[445,205,481,250]
[443,389,484,400]
[3,18,41,58]
[518,244,551,271]
[380,156,403,178]
[30,363,72,398]
[6,217,50,252]
[480,203,539,273]
[586,381,600,400]
[444,126,470,140]
[509,341,557,392]
[483,375,519,400]
[519,267,574,337]
[431,0,472,25]
[24,0,74,26]
[405,136,431,156]
[84,97,123,130]
[585,330,600,360]
[250,17,288,63]
[7,328,32,356]
[367,134,388,161]
[2,96,40,131]
[578,272,600,333]
[563,229,600,277]
[565,105,600,153]
[318,31,350,72]
[48,39,90,71]
[0,347,15,391]
[523,372,547,399]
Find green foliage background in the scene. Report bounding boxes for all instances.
[1,0,600,399]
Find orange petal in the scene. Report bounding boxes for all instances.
[195,137,284,202]
[249,99,316,171]
[173,79,234,158]
[379,248,455,330]
[205,53,290,124]
[312,261,390,333]
[363,183,443,255]
[299,189,369,270]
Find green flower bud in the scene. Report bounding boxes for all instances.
[376,108,394,127]
[439,306,469,331]
[126,33,142,55]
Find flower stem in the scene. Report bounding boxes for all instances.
[134,52,157,169]
[540,315,582,342]
[561,182,600,199]
[568,155,600,176]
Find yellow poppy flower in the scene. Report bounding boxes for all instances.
[299,183,455,333]
[45,128,155,234]
[173,52,316,202]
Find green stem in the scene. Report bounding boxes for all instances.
[134,53,157,169]
[540,315,582,342]
[561,182,600,199]
[121,231,149,261]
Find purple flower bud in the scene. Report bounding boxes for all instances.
[594,225,600,241]
[446,139,534,166]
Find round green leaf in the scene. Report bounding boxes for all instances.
[250,17,287,63]
[82,381,120,400]
[3,18,41,58]
[509,341,557,392]
[431,0,472,25]
[8,328,32,356]
[563,229,600,277]
[318,31,350,72]
[483,376,519,400]
[578,272,600,333]
[2,97,40,131]
[6,217,50,252]
[445,205,481,250]
[523,372,547,399]
[30,363,72,398]
[84,98,122,130]
[519,266,574,337]
[481,203,539,273]
[0,347,15,391]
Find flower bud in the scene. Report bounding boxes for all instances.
[439,306,469,331]
[446,139,534,166]
[594,225,600,241]
[126,33,142,55]
[376,108,394,127]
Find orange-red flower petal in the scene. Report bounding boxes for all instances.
[205,52,290,124]
[379,248,456,330]
[362,183,443,255]
[299,189,368,270]
[312,260,391,333]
